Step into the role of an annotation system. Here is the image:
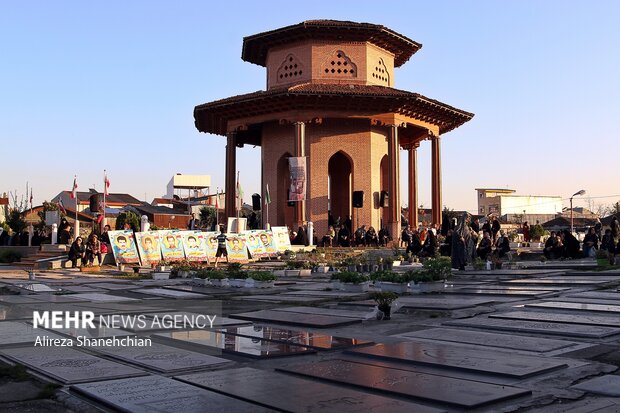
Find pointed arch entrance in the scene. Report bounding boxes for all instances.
[328,151,353,224]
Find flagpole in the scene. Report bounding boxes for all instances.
[103,170,107,230]
[74,175,79,239]
[236,171,240,233]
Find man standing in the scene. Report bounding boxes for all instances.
[214,226,228,268]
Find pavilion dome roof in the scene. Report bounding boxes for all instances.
[242,20,422,68]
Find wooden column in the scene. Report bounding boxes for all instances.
[431,134,442,226]
[387,125,401,241]
[224,132,237,222]
[294,121,305,228]
[406,142,420,228]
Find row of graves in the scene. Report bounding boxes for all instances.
[107,227,292,266]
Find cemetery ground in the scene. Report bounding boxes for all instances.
[1,254,620,412]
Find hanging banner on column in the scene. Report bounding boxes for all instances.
[288,156,306,201]
[108,230,141,265]
[135,231,162,265]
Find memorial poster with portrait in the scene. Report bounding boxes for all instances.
[108,230,141,264]
[203,231,218,262]
[180,230,208,262]
[135,231,162,265]
[271,226,292,253]
[225,233,249,262]
[159,230,186,262]
[288,156,306,201]
[243,230,265,259]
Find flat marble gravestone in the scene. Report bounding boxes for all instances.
[455,285,571,291]
[526,301,620,313]
[347,341,567,378]
[398,328,576,352]
[340,297,494,310]
[218,325,373,350]
[50,326,129,339]
[89,283,141,290]
[277,359,531,408]
[444,289,556,297]
[489,311,620,327]
[273,306,368,319]
[72,375,274,413]
[58,285,107,293]
[444,317,620,338]
[502,279,611,285]
[91,340,231,373]
[154,330,316,358]
[281,290,366,297]
[133,288,206,299]
[0,295,45,304]
[27,294,90,303]
[230,309,360,328]
[571,375,620,397]
[569,291,620,301]
[0,346,146,384]
[68,293,139,302]
[0,321,65,346]
[235,295,328,303]
[176,367,446,413]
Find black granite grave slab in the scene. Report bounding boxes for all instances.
[72,375,274,413]
[90,340,231,373]
[444,317,620,338]
[489,311,620,327]
[277,359,531,408]
[526,301,620,313]
[273,306,368,319]
[176,367,446,413]
[455,285,570,291]
[399,328,577,352]
[346,341,567,378]
[234,295,328,303]
[230,309,360,328]
[218,325,372,350]
[571,375,620,396]
[339,297,495,310]
[0,346,146,384]
[569,291,620,301]
[444,288,557,297]
[502,278,611,286]
[154,330,316,358]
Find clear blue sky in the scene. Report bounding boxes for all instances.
[1,1,619,213]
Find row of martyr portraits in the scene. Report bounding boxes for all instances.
[107,227,291,265]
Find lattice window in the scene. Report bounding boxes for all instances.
[322,50,357,77]
[276,54,304,83]
[372,58,390,85]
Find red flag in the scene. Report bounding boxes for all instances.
[58,198,66,214]
[104,172,110,196]
[70,176,78,199]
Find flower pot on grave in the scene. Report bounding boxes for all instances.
[378,304,392,320]
[284,269,301,276]
[378,281,409,294]
[179,270,190,279]
[392,260,401,267]
[315,265,330,273]
[209,278,229,287]
[341,281,370,293]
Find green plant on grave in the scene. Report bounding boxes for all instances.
[369,291,399,307]
[421,256,452,280]
[403,270,435,284]
[473,257,485,270]
[226,262,246,279]
[247,271,277,281]
[529,224,545,241]
[332,271,369,284]
[0,249,22,263]
[370,270,405,283]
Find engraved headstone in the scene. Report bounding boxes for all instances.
[0,346,145,383]
[230,310,360,328]
[526,301,620,313]
[277,359,530,408]
[154,330,315,358]
[571,375,620,396]
[444,317,620,338]
[89,283,141,290]
[176,367,446,413]
[347,341,567,378]
[0,321,65,346]
[340,297,494,310]
[72,375,273,413]
[489,311,620,327]
[91,341,230,373]
[398,328,576,352]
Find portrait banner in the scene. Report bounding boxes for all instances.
[180,230,208,262]
[225,233,249,262]
[203,231,218,262]
[256,230,278,257]
[271,226,292,253]
[108,230,141,265]
[288,156,306,201]
[135,231,162,265]
[159,230,186,262]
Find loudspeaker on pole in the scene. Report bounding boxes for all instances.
[352,191,364,208]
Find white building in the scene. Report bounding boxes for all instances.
[476,188,562,218]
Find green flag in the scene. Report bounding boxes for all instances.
[265,184,271,205]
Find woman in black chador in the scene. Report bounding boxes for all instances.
[451,213,471,270]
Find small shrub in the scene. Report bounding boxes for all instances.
[421,257,452,280]
[247,271,276,281]
[332,271,369,284]
[370,270,405,283]
[369,291,399,306]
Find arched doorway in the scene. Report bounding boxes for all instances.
[328,151,353,226]
[380,154,389,230]
[276,153,293,228]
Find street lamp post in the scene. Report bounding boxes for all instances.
[570,189,586,234]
